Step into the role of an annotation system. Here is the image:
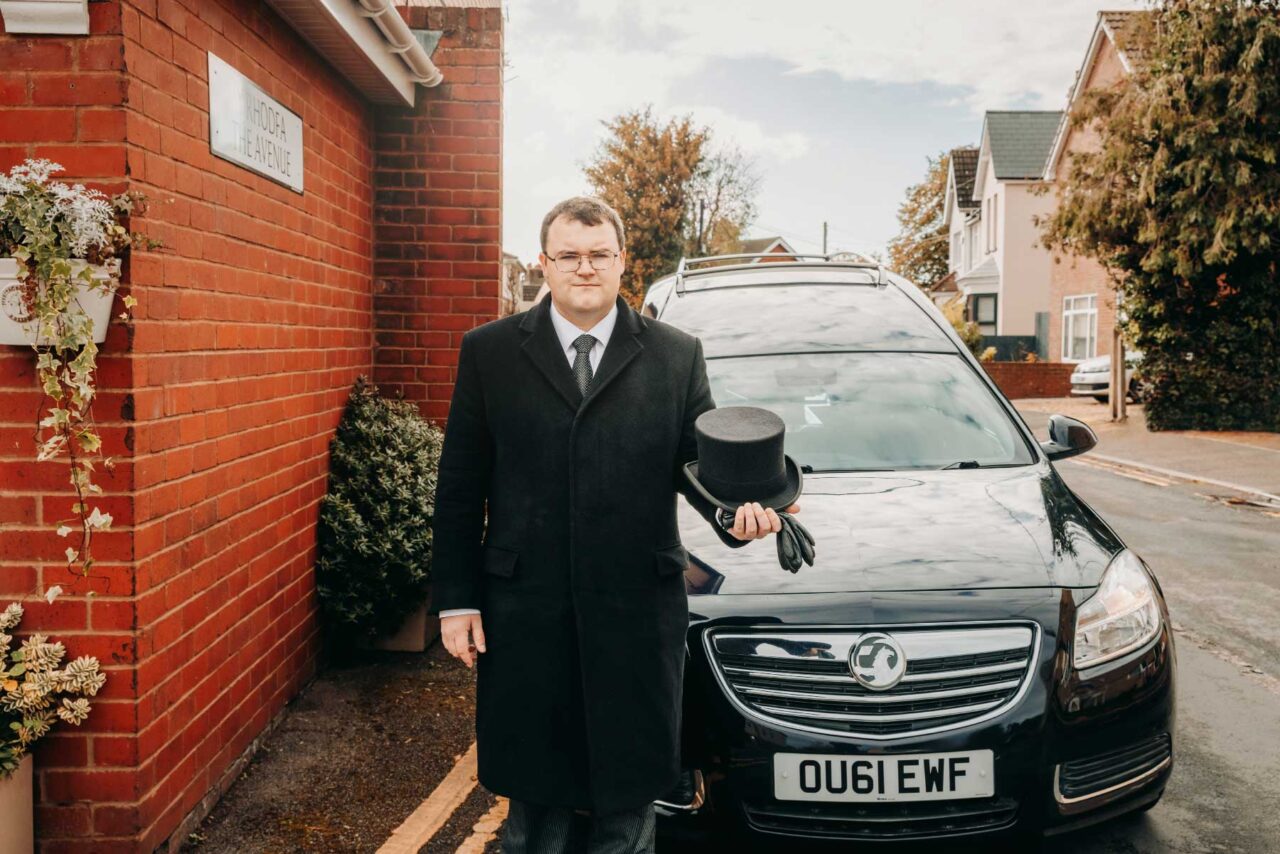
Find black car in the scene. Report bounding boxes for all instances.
[648,255,1176,849]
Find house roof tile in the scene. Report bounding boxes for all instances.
[985,111,1063,179]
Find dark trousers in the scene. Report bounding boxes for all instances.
[501,798,656,854]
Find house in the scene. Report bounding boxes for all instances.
[738,235,799,262]
[930,270,961,310]
[1043,11,1142,362]
[500,252,527,317]
[944,112,1061,344]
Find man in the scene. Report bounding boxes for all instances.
[430,196,797,853]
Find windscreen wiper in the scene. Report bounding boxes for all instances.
[941,460,982,469]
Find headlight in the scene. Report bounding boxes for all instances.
[1073,550,1161,669]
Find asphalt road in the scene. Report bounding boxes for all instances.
[1040,458,1280,854]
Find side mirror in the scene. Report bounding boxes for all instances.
[1039,414,1097,461]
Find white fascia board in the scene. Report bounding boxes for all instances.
[263,0,416,106]
[0,0,89,34]
[943,167,957,228]
[315,0,414,105]
[973,119,992,199]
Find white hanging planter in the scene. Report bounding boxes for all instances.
[0,753,34,854]
[0,256,119,346]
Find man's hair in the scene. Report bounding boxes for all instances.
[540,196,626,253]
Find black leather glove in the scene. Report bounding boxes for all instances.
[716,509,815,573]
[775,511,815,573]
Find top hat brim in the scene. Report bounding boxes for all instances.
[682,455,804,515]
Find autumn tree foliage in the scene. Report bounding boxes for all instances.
[888,150,951,290]
[1040,1,1280,430]
[584,107,759,306]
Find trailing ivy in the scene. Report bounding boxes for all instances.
[1040,1,1280,430]
[316,377,443,644]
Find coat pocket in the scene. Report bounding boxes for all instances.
[483,544,519,577]
[654,544,688,577]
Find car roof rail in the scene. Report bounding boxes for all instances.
[673,252,888,295]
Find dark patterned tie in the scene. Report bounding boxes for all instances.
[572,333,595,396]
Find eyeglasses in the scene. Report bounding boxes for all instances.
[549,250,619,273]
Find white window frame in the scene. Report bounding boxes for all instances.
[970,293,998,336]
[1062,294,1098,361]
[991,194,998,252]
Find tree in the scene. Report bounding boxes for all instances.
[584,107,760,306]
[1039,1,1280,430]
[686,144,760,258]
[888,151,951,290]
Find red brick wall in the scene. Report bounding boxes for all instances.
[120,1,378,848]
[981,361,1074,399]
[2,1,501,851]
[372,5,503,421]
[0,2,136,849]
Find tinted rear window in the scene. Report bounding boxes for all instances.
[660,283,953,357]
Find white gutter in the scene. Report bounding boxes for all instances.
[356,0,444,87]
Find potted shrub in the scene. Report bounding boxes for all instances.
[316,377,445,652]
[0,159,151,575]
[1,599,107,848]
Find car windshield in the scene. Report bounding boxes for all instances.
[705,352,1035,471]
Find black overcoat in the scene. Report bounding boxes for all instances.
[429,294,745,814]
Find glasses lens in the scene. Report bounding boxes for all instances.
[589,252,615,270]
[554,254,580,272]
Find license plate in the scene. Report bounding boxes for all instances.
[774,750,995,802]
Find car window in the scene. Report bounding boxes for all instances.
[705,352,1034,471]
[660,283,953,356]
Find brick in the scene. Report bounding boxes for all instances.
[42,768,139,802]
[77,39,125,71]
[0,108,75,142]
[0,40,72,72]
[30,73,125,107]
[35,803,92,836]
[31,144,126,177]
[79,108,126,142]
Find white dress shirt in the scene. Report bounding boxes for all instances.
[440,299,619,620]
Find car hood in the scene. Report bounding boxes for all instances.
[1071,355,1111,374]
[677,464,1120,596]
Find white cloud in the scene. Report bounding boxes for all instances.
[562,0,1145,111]
[667,104,811,161]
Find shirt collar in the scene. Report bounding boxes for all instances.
[548,297,618,353]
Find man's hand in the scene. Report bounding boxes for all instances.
[441,613,486,668]
[728,502,801,541]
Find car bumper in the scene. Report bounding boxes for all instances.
[661,589,1176,845]
[1070,376,1110,396]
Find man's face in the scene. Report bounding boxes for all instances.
[539,216,625,322]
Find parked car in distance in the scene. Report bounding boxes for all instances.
[1070,351,1146,403]
[650,254,1175,850]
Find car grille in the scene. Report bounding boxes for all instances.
[742,797,1019,840]
[1057,733,1171,802]
[704,624,1037,739]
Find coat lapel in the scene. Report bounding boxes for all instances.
[580,297,644,414]
[519,296,583,411]
[518,295,648,415]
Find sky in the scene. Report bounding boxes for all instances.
[500,0,1145,263]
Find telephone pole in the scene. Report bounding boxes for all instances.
[822,221,828,255]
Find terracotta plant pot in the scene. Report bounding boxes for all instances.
[0,257,119,346]
[0,753,34,854]
[373,598,440,653]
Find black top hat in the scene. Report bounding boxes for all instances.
[683,407,803,514]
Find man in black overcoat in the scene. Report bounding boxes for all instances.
[430,197,797,853]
